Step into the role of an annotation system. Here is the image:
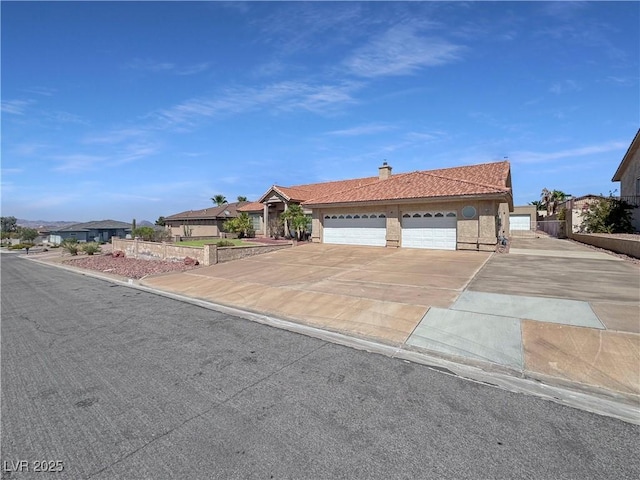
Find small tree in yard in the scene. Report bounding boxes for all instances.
[19,227,38,243]
[1,216,17,235]
[281,204,309,240]
[132,226,155,241]
[223,213,253,238]
[580,195,633,234]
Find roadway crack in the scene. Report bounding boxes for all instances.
[86,342,328,478]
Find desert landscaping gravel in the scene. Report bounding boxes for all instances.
[63,254,199,279]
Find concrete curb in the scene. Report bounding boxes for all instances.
[22,255,640,425]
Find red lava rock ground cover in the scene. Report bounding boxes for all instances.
[63,254,200,279]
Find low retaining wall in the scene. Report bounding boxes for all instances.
[569,233,640,259]
[112,239,292,266]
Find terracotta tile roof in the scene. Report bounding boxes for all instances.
[165,202,248,221]
[259,176,379,203]
[302,161,511,206]
[237,201,263,212]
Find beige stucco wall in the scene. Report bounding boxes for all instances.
[619,146,639,198]
[313,199,505,251]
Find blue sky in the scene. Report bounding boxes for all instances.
[2,1,638,222]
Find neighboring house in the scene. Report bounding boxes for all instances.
[250,161,513,251]
[612,128,640,232]
[48,220,131,244]
[165,202,249,238]
[556,194,606,233]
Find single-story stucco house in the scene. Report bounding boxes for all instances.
[165,202,251,238]
[48,220,131,244]
[244,160,513,251]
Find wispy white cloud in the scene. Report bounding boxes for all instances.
[344,24,463,78]
[127,58,175,72]
[51,154,110,173]
[113,144,159,165]
[1,99,35,115]
[176,62,210,76]
[107,193,162,202]
[83,128,149,145]
[605,76,637,87]
[327,123,396,136]
[153,80,360,128]
[44,111,89,125]
[1,168,23,175]
[258,3,366,55]
[23,86,56,96]
[126,59,210,76]
[11,143,50,156]
[549,79,580,95]
[512,141,628,164]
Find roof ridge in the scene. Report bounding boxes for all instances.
[414,166,509,191]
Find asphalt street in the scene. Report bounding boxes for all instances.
[1,255,639,479]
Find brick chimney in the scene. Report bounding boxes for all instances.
[378,161,392,180]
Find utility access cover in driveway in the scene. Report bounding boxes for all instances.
[451,291,604,328]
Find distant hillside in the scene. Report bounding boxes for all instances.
[17,219,78,230]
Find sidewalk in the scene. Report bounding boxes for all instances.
[21,238,640,421]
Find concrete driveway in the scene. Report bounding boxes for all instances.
[142,238,639,399]
[142,244,490,346]
[406,236,640,397]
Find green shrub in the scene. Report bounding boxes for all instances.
[580,196,633,233]
[9,243,34,251]
[216,240,235,247]
[132,226,155,241]
[61,239,79,255]
[81,242,101,255]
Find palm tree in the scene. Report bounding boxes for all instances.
[211,194,227,206]
[529,200,543,210]
[281,204,309,240]
[237,196,248,202]
[540,189,571,215]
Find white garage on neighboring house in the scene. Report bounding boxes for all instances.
[401,211,457,250]
[509,214,532,231]
[322,213,387,247]
[509,205,536,234]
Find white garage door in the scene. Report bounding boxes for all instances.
[402,212,457,250]
[510,214,531,231]
[323,213,386,247]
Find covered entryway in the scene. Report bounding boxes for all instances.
[323,213,386,247]
[402,211,457,250]
[510,214,531,231]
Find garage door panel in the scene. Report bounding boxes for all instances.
[323,214,386,247]
[510,214,531,231]
[401,212,457,250]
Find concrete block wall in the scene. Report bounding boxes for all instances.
[112,238,292,266]
[568,233,640,259]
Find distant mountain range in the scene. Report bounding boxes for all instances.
[16,219,154,229]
